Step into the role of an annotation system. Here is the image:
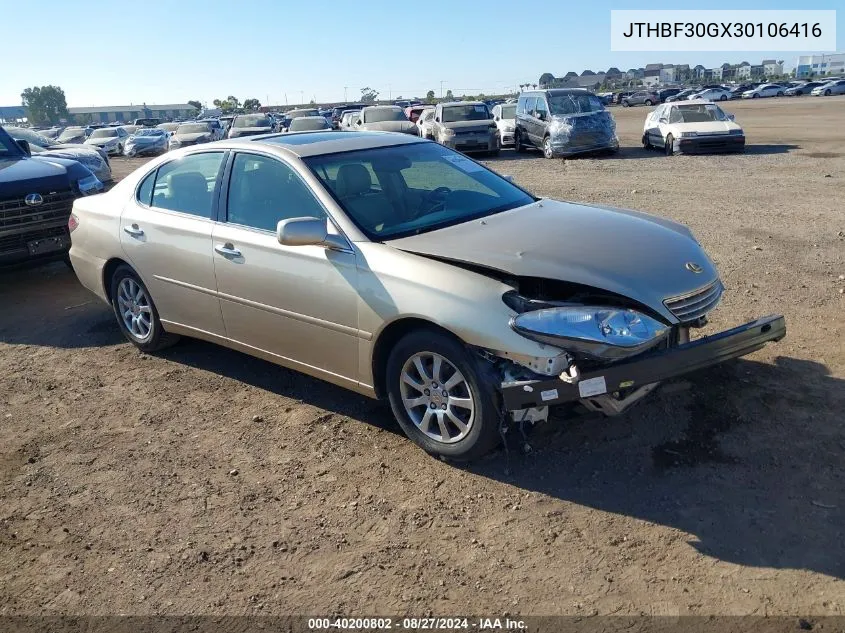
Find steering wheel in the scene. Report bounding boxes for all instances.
[415,186,452,217]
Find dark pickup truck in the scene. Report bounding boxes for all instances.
[0,125,103,266]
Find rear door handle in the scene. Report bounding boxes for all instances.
[214,243,242,258]
[123,224,144,238]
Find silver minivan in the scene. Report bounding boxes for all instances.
[514,89,619,158]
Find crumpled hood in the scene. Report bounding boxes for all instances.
[387,199,719,322]
[670,121,739,135]
[85,137,118,146]
[128,135,164,144]
[360,121,417,134]
[173,132,209,142]
[443,119,494,132]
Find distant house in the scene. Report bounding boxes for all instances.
[763,59,783,76]
[0,105,27,123]
[693,65,706,79]
[606,67,622,77]
[68,103,198,124]
[625,68,644,79]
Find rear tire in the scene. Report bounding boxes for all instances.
[386,330,501,461]
[110,265,179,353]
[776,91,784,97]
[719,94,727,101]
[622,101,629,107]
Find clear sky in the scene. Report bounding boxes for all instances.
[3,0,841,107]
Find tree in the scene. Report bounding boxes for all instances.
[187,100,202,112]
[360,87,379,103]
[426,90,435,103]
[212,99,223,108]
[20,85,69,126]
[242,98,261,111]
[227,95,240,110]
[445,89,454,100]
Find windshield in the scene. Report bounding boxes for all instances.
[668,103,729,123]
[287,109,319,120]
[177,123,210,134]
[289,118,328,131]
[500,104,516,119]
[58,128,86,141]
[6,127,54,148]
[441,104,490,122]
[90,128,118,139]
[548,94,604,115]
[0,128,25,157]
[234,115,271,128]
[134,129,165,137]
[363,108,405,123]
[305,142,534,240]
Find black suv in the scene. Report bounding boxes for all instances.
[0,125,102,266]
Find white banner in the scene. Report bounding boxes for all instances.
[610,10,837,51]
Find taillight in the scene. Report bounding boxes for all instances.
[68,213,79,233]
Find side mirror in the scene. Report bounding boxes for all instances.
[502,174,514,183]
[658,117,668,123]
[494,116,500,121]
[16,139,31,156]
[728,113,735,121]
[277,217,347,251]
[435,117,440,122]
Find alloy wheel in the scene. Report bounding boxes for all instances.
[399,351,474,444]
[117,277,153,342]
[543,137,554,159]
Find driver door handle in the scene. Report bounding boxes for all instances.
[215,243,242,258]
[123,224,144,238]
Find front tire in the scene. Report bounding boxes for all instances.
[642,133,651,149]
[542,136,554,159]
[824,89,831,96]
[644,99,653,106]
[386,330,501,461]
[665,134,675,157]
[776,91,784,97]
[514,130,525,153]
[720,94,727,101]
[752,93,759,98]
[110,265,179,352]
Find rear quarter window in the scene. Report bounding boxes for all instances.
[137,170,155,206]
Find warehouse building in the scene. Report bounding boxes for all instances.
[68,103,198,124]
[795,53,845,78]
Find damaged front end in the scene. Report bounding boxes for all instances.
[482,282,785,428]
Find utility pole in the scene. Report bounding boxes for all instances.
[344,86,348,102]
[440,80,445,98]
[388,83,392,100]
[300,90,304,105]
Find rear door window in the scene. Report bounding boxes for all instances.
[150,152,226,218]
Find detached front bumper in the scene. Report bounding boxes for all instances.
[676,134,745,154]
[502,315,785,411]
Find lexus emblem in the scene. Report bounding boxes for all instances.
[24,193,44,207]
[685,262,704,273]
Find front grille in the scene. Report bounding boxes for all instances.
[0,225,68,253]
[0,189,76,233]
[454,129,488,136]
[664,280,723,322]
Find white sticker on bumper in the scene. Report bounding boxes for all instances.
[540,389,559,402]
[578,376,608,398]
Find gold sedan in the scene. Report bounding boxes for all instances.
[68,131,784,460]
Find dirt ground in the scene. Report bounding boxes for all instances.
[1,97,844,618]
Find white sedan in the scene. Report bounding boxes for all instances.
[690,87,732,101]
[642,99,745,155]
[742,83,785,99]
[416,108,437,139]
[490,102,516,147]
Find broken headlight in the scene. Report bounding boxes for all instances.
[510,306,670,361]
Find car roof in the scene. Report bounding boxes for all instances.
[439,100,485,107]
[251,131,425,157]
[522,89,593,96]
[666,99,721,107]
[362,105,402,110]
